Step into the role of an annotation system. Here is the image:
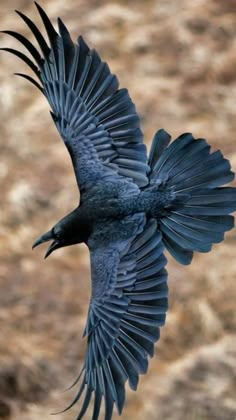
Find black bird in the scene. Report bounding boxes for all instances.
[2,3,236,419]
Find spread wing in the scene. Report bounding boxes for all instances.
[65,217,168,419]
[1,3,150,193]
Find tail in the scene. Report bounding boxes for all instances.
[148,129,236,265]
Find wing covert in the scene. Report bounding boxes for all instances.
[69,217,168,419]
[1,3,150,192]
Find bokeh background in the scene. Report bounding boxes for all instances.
[0,0,236,419]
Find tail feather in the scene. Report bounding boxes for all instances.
[152,132,193,175]
[162,140,210,181]
[149,130,236,264]
[160,220,212,253]
[148,129,171,169]
[168,213,234,232]
[155,137,210,179]
[187,187,236,204]
[173,158,233,192]
[164,215,224,243]
[170,150,226,185]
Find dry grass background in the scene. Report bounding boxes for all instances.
[0,0,236,419]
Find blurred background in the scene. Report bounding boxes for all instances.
[0,0,236,419]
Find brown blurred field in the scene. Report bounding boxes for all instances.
[0,1,236,419]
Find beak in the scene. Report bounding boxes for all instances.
[44,240,61,259]
[32,231,61,258]
[32,230,53,249]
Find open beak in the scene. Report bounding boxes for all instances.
[32,231,61,259]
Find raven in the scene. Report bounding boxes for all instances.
[1,3,236,419]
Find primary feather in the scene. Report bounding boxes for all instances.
[1,3,236,419]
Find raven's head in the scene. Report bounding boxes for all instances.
[32,209,90,258]
[32,226,67,258]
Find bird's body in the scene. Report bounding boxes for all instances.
[65,184,174,227]
[2,3,236,419]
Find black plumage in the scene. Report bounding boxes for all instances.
[1,3,236,419]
